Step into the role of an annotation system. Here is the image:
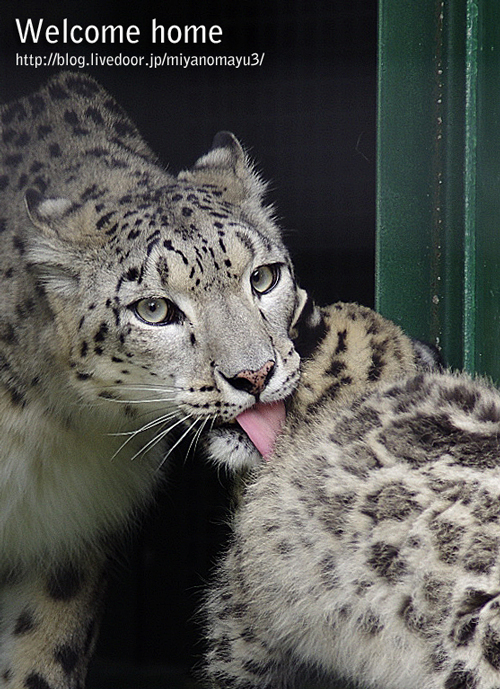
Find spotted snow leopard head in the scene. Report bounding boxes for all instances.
[26,138,306,468]
[3,73,307,473]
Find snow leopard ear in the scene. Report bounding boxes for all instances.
[178,131,267,202]
[411,338,445,371]
[290,293,327,360]
[24,188,82,297]
[290,287,309,333]
[25,188,75,236]
[25,187,108,245]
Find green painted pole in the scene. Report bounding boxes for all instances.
[463,0,478,372]
[472,0,500,380]
[377,0,500,382]
[377,0,439,347]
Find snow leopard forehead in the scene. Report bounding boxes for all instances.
[1,71,292,305]
[86,181,287,294]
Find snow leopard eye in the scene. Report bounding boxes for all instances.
[250,264,281,295]
[133,297,181,325]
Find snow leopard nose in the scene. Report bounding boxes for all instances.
[224,360,275,397]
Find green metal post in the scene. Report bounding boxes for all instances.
[463,0,478,371]
[377,0,441,347]
[377,0,500,382]
[472,1,500,379]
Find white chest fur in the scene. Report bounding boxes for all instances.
[0,401,162,568]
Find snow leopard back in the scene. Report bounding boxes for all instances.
[203,303,500,689]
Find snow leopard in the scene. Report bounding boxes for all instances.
[0,71,307,688]
[202,301,500,689]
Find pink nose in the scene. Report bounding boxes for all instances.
[226,360,275,397]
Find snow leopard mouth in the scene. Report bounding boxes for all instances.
[213,400,287,460]
[234,400,286,459]
[204,399,288,473]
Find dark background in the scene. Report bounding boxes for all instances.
[1,1,377,685]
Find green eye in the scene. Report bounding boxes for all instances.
[250,264,281,295]
[133,298,179,325]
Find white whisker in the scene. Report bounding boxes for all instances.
[106,384,183,394]
[133,425,175,462]
[159,417,201,469]
[108,410,178,437]
[128,413,192,462]
[186,416,212,460]
[103,397,178,405]
[111,412,186,459]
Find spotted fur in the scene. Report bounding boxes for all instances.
[0,72,306,687]
[203,303,500,689]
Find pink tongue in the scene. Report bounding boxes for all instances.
[236,400,286,460]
